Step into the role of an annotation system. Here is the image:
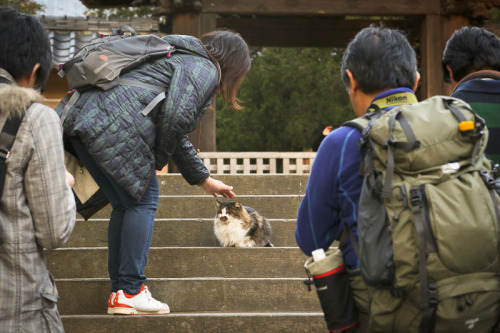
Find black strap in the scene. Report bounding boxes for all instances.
[61,54,84,74]
[409,186,431,310]
[338,224,360,259]
[493,318,500,333]
[479,169,500,255]
[478,169,500,333]
[0,113,25,199]
[418,282,439,333]
[115,24,137,36]
[382,110,421,199]
[382,111,400,199]
[0,115,25,154]
[395,113,420,151]
[410,186,440,333]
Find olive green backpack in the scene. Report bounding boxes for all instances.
[344,96,500,332]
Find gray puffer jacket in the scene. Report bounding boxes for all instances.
[58,35,218,201]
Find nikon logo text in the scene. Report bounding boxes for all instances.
[386,95,407,104]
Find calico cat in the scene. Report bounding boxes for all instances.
[214,200,273,247]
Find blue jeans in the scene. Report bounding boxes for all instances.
[71,140,158,295]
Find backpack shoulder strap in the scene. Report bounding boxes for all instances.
[0,114,24,154]
[338,224,360,258]
[343,103,383,132]
[0,109,27,199]
[343,117,369,132]
[342,110,379,177]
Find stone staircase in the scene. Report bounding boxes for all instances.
[45,174,326,333]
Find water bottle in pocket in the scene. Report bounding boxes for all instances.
[304,248,359,332]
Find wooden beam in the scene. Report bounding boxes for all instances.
[199,13,217,153]
[40,17,159,33]
[201,12,217,34]
[188,13,218,153]
[484,22,500,37]
[217,17,409,48]
[81,0,134,8]
[171,12,218,153]
[420,14,445,99]
[203,0,440,16]
[172,12,201,36]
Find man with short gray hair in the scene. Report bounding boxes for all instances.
[296,25,420,332]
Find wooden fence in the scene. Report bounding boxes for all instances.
[197,152,316,174]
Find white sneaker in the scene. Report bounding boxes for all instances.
[113,284,170,315]
[107,292,116,314]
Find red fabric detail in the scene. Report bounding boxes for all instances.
[312,265,345,279]
[329,319,360,332]
[124,284,145,298]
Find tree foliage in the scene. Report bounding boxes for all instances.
[0,0,43,14]
[85,6,153,18]
[216,47,353,151]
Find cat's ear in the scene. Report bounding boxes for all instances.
[216,199,222,207]
[235,200,241,208]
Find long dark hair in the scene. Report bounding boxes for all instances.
[200,29,251,110]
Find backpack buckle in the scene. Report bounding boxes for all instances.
[428,282,439,307]
[409,187,422,207]
[479,169,497,190]
[383,138,393,147]
[493,163,499,180]
[0,148,10,160]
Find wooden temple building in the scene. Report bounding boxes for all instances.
[43,0,500,152]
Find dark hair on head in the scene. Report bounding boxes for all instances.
[0,6,52,89]
[200,29,251,110]
[441,26,500,83]
[341,24,417,94]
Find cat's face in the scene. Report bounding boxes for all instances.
[215,200,245,224]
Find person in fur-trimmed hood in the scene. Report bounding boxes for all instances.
[57,29,251,315]
[0,7,76,333]
[442,26,500,167]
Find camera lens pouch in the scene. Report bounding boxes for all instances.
[304,248,359,332]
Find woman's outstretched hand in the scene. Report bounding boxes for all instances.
[199,176,235,198]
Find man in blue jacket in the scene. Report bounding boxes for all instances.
[295,25,420,319]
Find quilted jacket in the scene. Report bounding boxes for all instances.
[58,35,218,201]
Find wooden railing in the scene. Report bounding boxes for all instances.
[198,152,316,174]
[40,16,160,33]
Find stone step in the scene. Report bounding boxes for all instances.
[64,218,298,248]
[61,313,326,333]
[54,174,318,333]
[46,247,309,279]
[89,195,303,220]
[157,174,309,195]
[55,278,322,315]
